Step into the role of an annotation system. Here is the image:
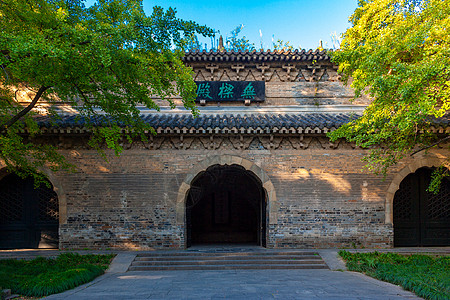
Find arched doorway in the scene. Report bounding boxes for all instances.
[393,167,450,246]
[0,174,59,249]
[186,164,266,247]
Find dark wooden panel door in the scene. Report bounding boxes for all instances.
[394,168,450,247]
[0,174,59,249]
[0,175,29,249]
[419,169,450,246]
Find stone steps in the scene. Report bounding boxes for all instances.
[133,259,324,265]
[128,251,329,271]
[134,255,319,261]
[135,251,317,257]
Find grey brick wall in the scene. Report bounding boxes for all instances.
[55,145,395,250]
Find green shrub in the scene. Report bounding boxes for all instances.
[0,253,115,297]
[339,251,450,300]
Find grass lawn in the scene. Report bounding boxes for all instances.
[0,253,115,298]
[339,250,450,300]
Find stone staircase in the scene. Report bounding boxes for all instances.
[128,250,329,271]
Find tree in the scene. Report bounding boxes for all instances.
[0,0,212,185]
[272,38,294,51]
[226,25,255,52]
[328,0,450,191]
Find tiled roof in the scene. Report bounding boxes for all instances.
[183,49,330,63]
[36,113,357,135]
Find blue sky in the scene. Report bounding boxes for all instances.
[85,0,358,50]
[148,0,358,50]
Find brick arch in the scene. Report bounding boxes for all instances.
[385,156,447,224]
[0,164,67,225]
[176,155,278,226]
[40,169,67,225]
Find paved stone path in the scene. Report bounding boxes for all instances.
[41,250,424,300]
[44,268,420,300]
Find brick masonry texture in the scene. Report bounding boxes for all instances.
[53,146,398,250]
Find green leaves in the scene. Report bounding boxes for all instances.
[0,0,212,178]
[329,0,450,188]
[0,253,115,297]
[339,251,450,300]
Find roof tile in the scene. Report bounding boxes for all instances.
[183,49,330,63]
[38,113,361,133]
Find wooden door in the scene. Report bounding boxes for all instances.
[394,168,450,246]
[0,174,59,249]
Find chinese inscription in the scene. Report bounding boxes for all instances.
[241,82,256,99]
[196,83,213,99]
[218,83,234,99]
[195,81,265,102]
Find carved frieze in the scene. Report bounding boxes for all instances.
[37,131,379,152]
[192,62,337,83]
[44,134,362,151]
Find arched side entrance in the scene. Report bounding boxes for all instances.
[0,174,59,249]
[393,167,450,246]
[176,155,278,248]
[186,164,265,246]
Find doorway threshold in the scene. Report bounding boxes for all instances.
[187,244,266,253]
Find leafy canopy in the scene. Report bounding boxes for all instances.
[0,0,211,184]
[329,0,450,190]
[226,25,255,51]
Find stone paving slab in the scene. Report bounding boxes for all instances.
[316,249,346,270]
[43,269,421,299]
[107,253,137,273]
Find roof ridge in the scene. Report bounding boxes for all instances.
[183,49,330,62]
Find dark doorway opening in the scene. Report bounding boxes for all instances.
[0,174,59,249]
[394,167,450,247]
[186,164,266,247]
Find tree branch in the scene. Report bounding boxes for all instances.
[410,135,450,156]
[0,85,50,133]
[0,64,9,81]
[73,82,93,105]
